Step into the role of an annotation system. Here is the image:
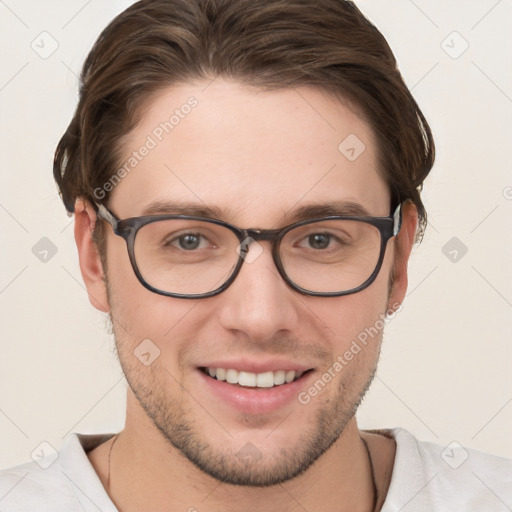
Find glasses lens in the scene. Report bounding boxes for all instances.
[279,219,382,294]
[133,219,240,295]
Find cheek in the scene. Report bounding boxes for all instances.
[304,266,392,387]
[314,271,391,345]
[315,236,396,333]
[296,293,386,410]
[104,237,200,352]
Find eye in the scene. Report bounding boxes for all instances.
[167,233,210,250]
[179,233,200,250]
[307,233,332,250]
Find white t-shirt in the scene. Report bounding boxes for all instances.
[0,428,510,511]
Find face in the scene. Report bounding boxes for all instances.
[79,79,412,486]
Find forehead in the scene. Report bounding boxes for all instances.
[109,79,390,223]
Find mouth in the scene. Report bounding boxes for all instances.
[199,366,314,389]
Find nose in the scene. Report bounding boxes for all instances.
[216,240,300,342]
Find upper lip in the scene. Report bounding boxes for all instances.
[199,359,313,374]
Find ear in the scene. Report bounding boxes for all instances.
[387,201,418,311]
[74,198,110,313]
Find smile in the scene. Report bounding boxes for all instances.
[200,367,311,388]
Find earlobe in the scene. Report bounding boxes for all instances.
[74,198,110,313]
[388,201,418,310]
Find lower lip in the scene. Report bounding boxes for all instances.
[197,369,314,415]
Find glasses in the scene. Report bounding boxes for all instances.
[94,202,402,299]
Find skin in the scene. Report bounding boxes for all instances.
[75,79,417,512]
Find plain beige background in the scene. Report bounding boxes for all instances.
[1,0,511,469]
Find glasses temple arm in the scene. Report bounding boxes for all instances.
[392,203,402,236]
[94,202,118,230]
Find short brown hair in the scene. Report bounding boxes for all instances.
[53,0,435,253]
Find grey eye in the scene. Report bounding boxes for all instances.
[177,234,202,250]
[308,233,331,249]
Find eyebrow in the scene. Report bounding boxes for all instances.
[140,199,373,223]
[281,201,372,223]
[141,200,225,219]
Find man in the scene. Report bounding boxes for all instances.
[1,0,510,510]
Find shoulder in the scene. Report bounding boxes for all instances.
[0,433,116,512]
[0,455,82,511]
[376,427,512,512]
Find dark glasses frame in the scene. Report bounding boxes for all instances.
[94,201,402,299]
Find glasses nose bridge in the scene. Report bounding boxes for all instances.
[236,227,283,270]
[233,227,287,291]
[242,228,283,262]
[245,227,281,244]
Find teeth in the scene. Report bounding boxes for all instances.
[239,371,257,387]
[226,369,238,384]
[205,368,305,388]
[273,370,285,385]
[256,371,274,388]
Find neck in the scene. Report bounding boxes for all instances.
[88,410,394,512]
